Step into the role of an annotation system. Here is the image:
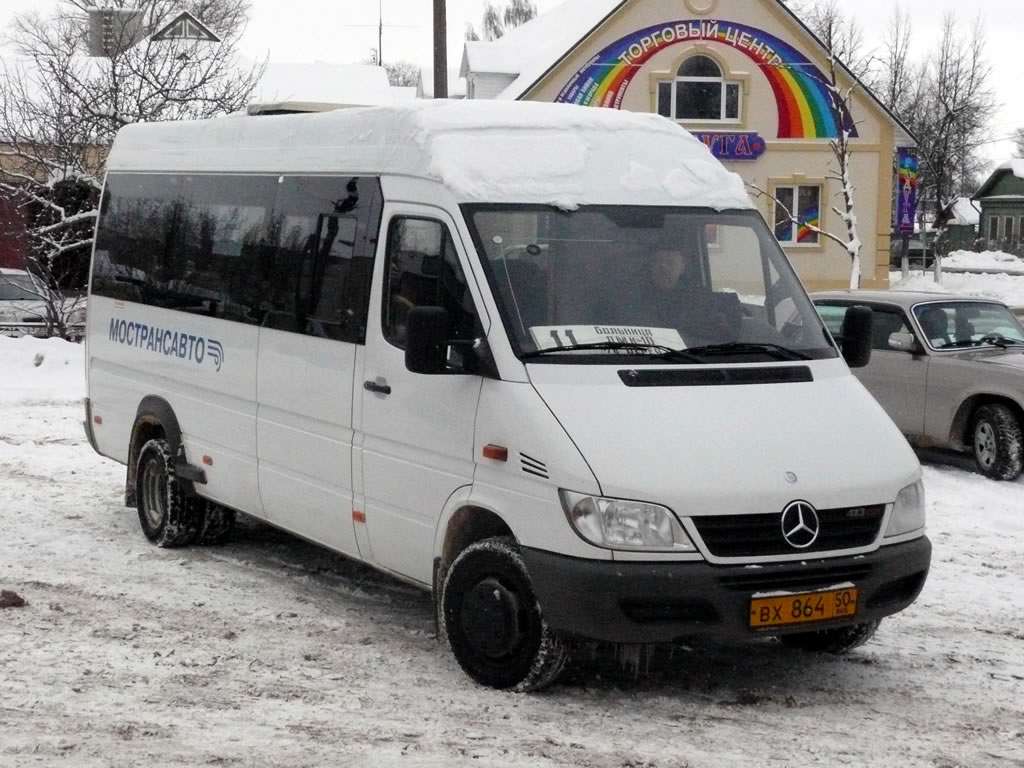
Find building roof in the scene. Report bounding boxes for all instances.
[106,100,754,211]
[247,62,398,113]
[459,0,915,145]
[973,160,1024,201]
[459,0,624,101]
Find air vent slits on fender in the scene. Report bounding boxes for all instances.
[520,453,549,479]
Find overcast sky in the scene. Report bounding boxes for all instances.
[1,0,1021,166]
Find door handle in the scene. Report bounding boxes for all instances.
[363,378,392,396]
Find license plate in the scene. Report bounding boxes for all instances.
[749,587,859,629]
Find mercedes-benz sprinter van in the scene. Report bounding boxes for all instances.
[84,101,930,690]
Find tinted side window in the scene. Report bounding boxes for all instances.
[383,217,482,352]
[93,173,382,340]
[93,173,182,303]
[176,174,278,323]
[93,172,278,324]
[266,176,380,342]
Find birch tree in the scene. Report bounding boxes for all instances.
[0,0,263,337]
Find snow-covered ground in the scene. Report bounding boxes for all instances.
[893,249,1024,305]
[2,314,1024,766]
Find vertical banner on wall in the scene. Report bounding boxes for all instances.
[896,148,919,234]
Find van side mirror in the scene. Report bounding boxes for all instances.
[405,306,449,375]
[840,305,873,368]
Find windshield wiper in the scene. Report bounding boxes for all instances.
[685,342,813,361]
[521,341,701,362]
[976,335,1022,349]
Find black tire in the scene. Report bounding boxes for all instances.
[778,620,880,654]
[442,536,568,691]
[135,438,200,548]
[972,404,1024,481]
[196,501,236,545]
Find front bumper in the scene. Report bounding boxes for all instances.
[521,536,931,644]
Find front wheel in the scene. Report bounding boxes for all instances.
[441,537,568,691]
[778,620,880,654]
[136,438,200,547]
[972,404,1024,480]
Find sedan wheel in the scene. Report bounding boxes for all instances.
[972,404,1024,481]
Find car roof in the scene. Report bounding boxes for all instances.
[0,268,31,276]
[810,289,1008,310]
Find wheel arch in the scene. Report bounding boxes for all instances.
[432,493,516,600]
[950,394,1024,450]
[126,396,193,506]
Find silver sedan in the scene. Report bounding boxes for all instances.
[812,290,1024,481]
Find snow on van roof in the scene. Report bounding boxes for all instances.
[107,100,753,211]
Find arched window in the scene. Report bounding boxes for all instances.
[656,55,741,122]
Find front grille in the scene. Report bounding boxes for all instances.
[692,505,885,558]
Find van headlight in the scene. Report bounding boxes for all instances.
[559,490,695,551]
[885,480,925,537]
[68,307,87,325]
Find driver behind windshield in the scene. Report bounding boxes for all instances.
[629,246,742,346]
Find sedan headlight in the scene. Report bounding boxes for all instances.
[885,480,925,537]
[559,490,695,551]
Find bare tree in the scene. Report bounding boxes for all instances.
[897,13,996,219]
[381,61,421,88]
[0,0,264,337]
[467,0,537,42]
[875,5,917,114]
[1013,128,1024,158]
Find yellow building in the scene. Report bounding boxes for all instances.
[460,0,915,289]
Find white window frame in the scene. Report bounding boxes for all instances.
[656,55,742,124]
[773,184,822,246]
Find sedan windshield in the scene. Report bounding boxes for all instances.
[464,205,836,363]
[0,275,40,301]
[913,301,1024,349]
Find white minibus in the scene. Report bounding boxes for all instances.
[85,101,930,690]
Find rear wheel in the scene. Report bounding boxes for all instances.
[972,404,1023,480]
[778,620,880,654]
[442,536,567,691]
[136,438,200,547]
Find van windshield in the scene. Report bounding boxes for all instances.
[464,205,837,363]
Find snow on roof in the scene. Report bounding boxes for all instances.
[947,197,980,226]
[458,0,625,100]
[996,159,1024,179]
[248,62,397,112]
[108,100,753,211]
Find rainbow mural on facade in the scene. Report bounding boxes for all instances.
[554,19,856,140]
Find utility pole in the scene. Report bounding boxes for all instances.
[433,0,448,98]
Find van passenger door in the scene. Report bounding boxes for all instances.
[355,207,487,585]
[255,176,381,557]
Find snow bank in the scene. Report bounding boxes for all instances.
[109,100,753,211]
[891,270,1024,307]
[941,249,1024,273]
[0,336,84,404]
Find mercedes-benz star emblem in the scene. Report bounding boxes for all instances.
[780,501,820,549]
